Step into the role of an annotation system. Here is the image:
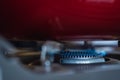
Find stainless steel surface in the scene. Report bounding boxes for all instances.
[63,40,119,47]
[1,54,120,80]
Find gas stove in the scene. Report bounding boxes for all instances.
[0,36,120,80]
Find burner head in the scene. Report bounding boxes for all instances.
[60,49,106,64]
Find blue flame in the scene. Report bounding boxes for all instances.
[60,49,106,57]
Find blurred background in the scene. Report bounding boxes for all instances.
[1,0,120,40]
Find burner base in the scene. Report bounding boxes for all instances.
[60,58,105,64]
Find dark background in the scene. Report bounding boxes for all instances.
[1,0,120,40]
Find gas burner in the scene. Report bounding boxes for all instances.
[59,49,106,64]
[39,40,119,65]
[4,39,120,74]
